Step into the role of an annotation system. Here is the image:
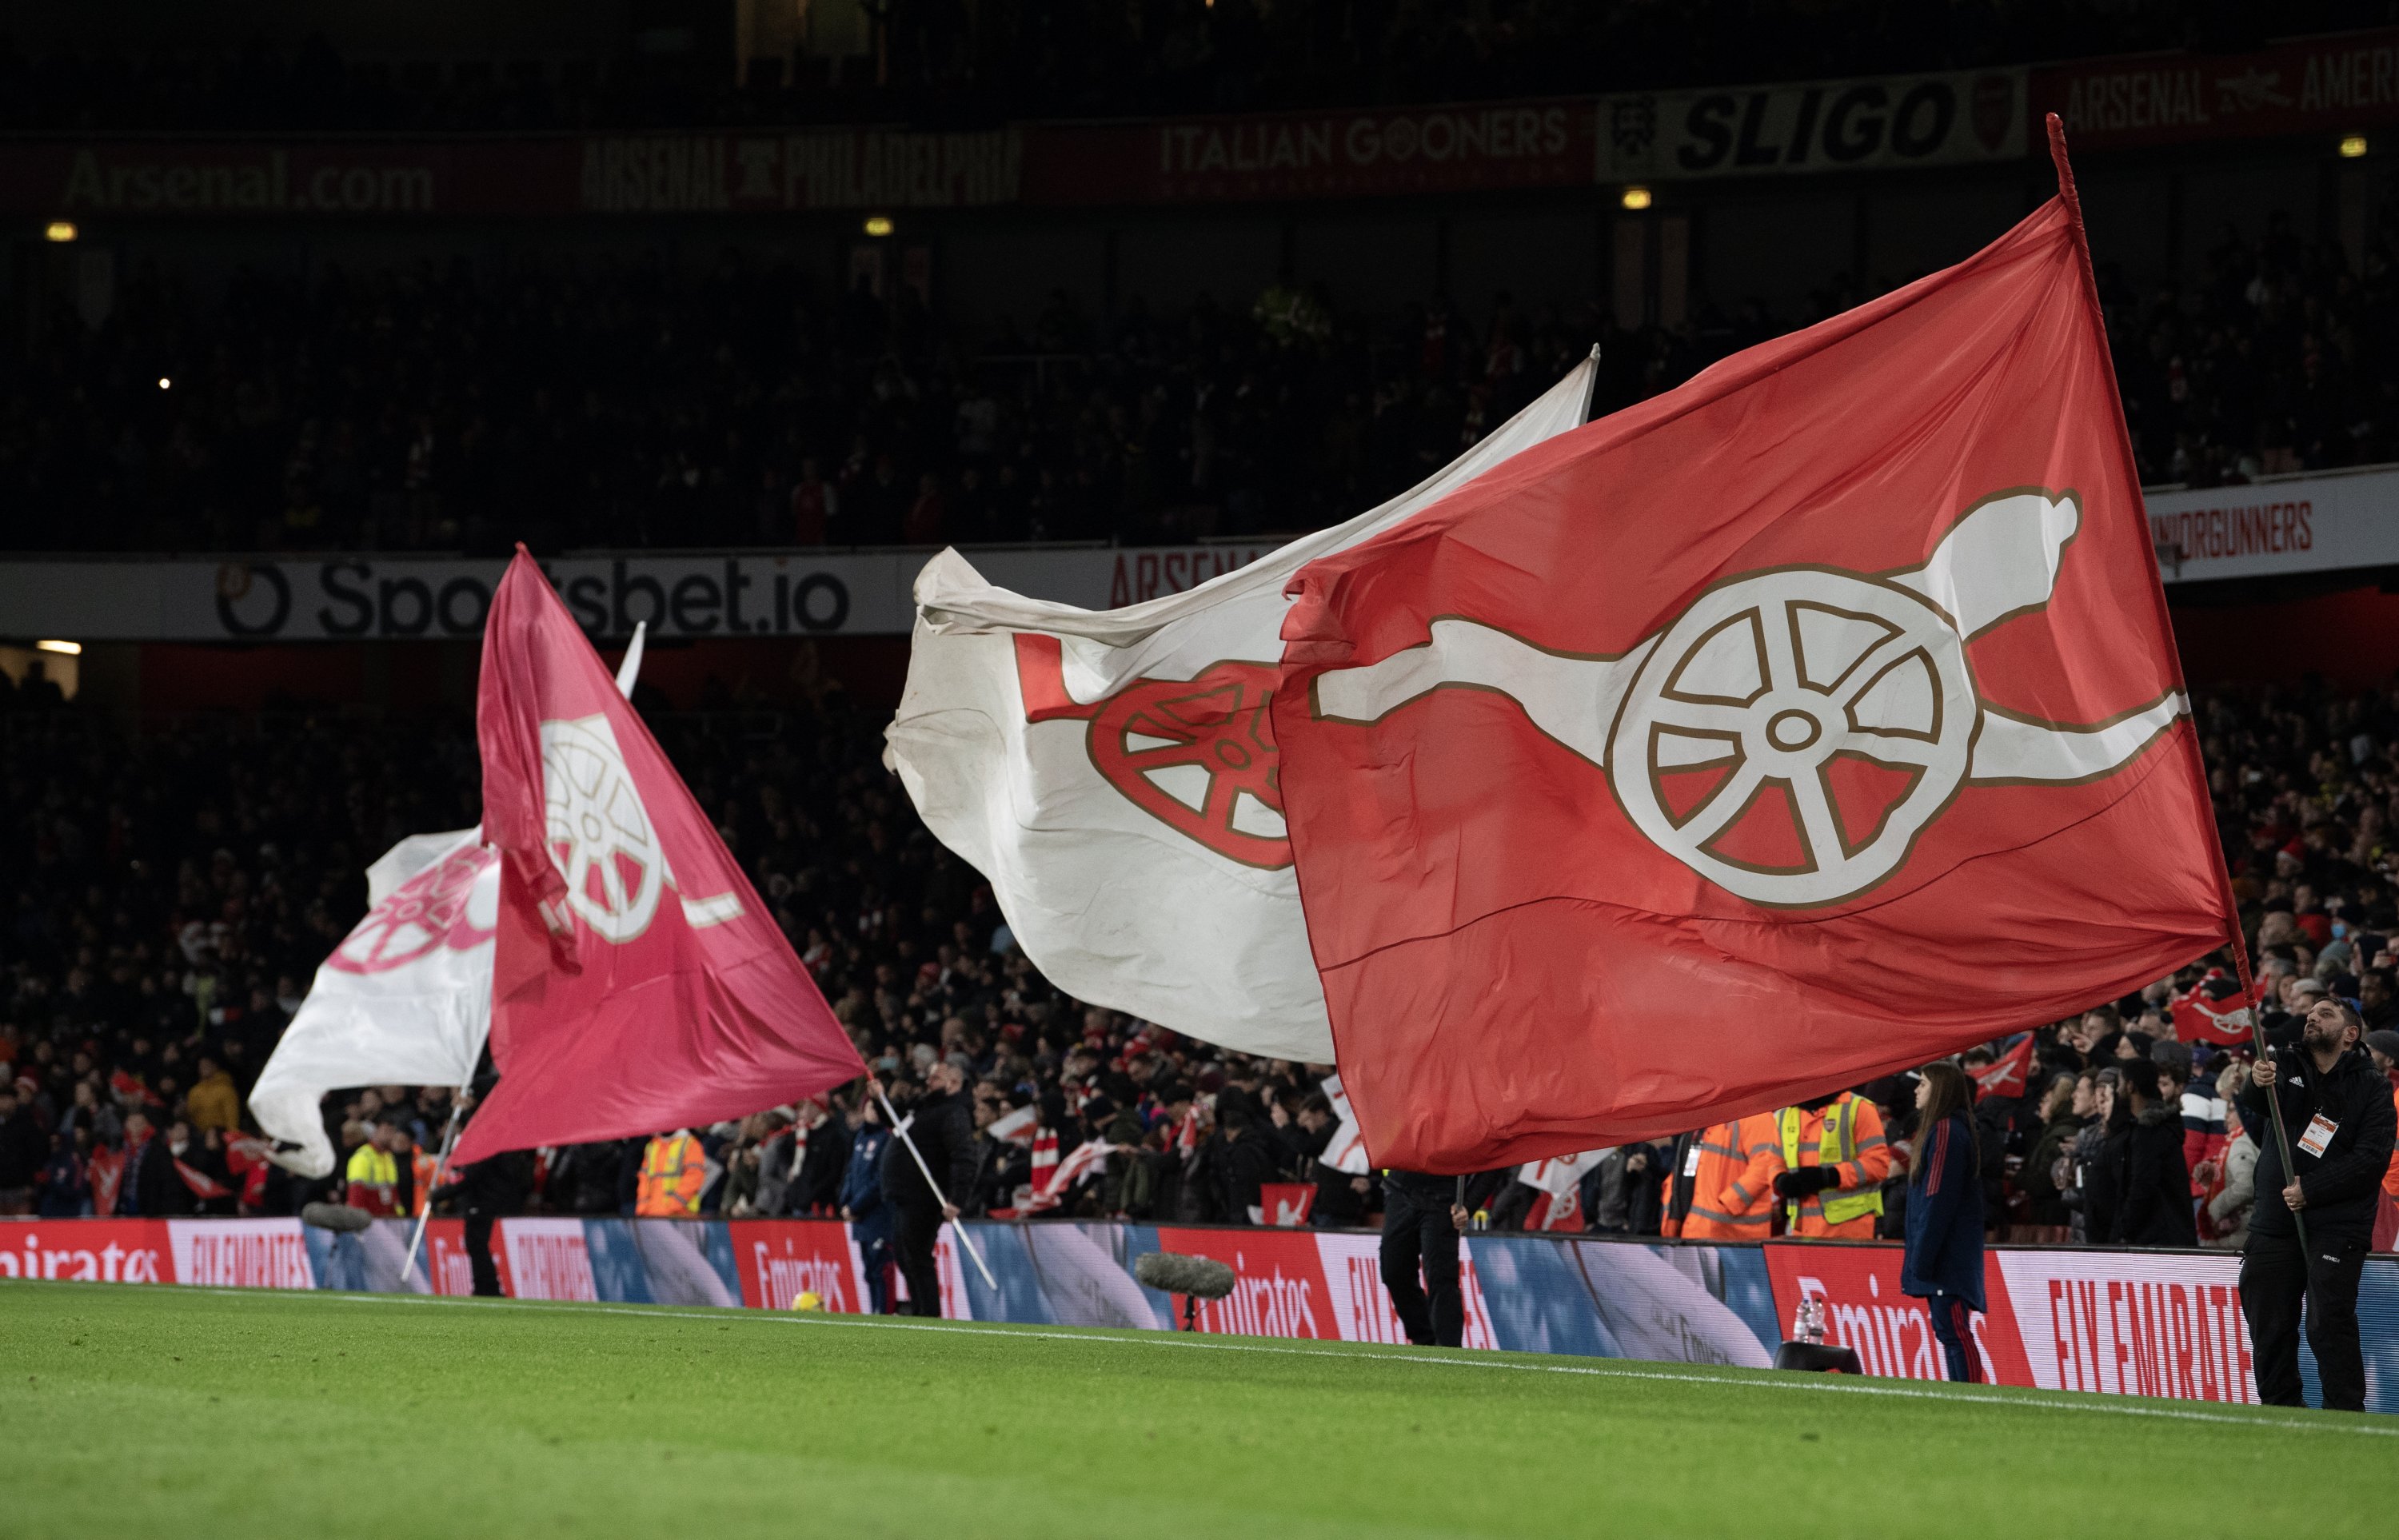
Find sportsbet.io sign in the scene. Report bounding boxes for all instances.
[0,546,1275,643]
[210,556,859,640]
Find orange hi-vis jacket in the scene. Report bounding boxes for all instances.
[1778,1094,1892,1239]
[1662,1114,1783,1240]
[410,1148,442,1217]
[636,1132,708,1217]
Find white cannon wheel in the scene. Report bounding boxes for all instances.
[541,717,665,942]
[1607,567,1977,908]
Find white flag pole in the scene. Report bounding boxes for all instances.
[871,1080,997,1291]
[401,1087,467,1291]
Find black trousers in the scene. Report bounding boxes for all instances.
[2241,1228,2369,1411]
[892,1200,944,1318]
[1379,1183,1463,1347]
[464,1207,503,1298]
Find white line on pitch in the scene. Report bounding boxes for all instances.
[126,1281,2399,1440]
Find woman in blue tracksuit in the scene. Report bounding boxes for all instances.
[839,1101,896,1315]
[1902,1059,1986,1383]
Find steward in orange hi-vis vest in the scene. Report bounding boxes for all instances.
[1774,1091,1891,1239]
[1660,1113,1782,1240]
[635,1131,708,1217]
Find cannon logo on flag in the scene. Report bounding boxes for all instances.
[1014,636,1291,869]
[325,840,496,974]
[1313,488,2187,908]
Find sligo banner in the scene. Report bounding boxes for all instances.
[2146,465,2399,584]
[1595,69,2023,181]
[0,544,1278,643]
[2034,28,2399,151]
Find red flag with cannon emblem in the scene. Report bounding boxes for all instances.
[1271,123,2233,1171]
[455,551,862,1163]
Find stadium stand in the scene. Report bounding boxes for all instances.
[2,665,2393,1243]
[0,3,2376,130]
[12,185,2397,556]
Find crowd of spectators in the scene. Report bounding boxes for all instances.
[12,171,2399,557]
[5,651,2399,1251]
[0,253,1639,556]
[2108,197,2399,489]
[0,3,2358,131]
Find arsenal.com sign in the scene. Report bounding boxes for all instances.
[0,545,1274,642]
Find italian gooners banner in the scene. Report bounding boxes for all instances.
[886,355,1595,1060]
[455,553,862,1163]
[1272,123,2233,1171]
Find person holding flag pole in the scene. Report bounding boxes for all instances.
[399,1084,469,1287]
[868,1067,998,1297]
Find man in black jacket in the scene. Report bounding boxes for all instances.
[2237,996,2399,1411]
[439,1087,534,1297]
[2107,1059,2197,1247]
[1379,1169,1503,1347]
[881,1063,976,1317]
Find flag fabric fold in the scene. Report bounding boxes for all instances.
[249,827,497,1177]
[251,625,649,1176]
[453,553,862,1163]
[1271,131,2232,1171]
[884,355,1598,1061]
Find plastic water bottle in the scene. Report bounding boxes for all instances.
[1791,1297,1826,1345]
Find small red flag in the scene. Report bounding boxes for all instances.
[1973,1035,2035,1101]
[453,552,864,1163]
[2170,967,2265,1047]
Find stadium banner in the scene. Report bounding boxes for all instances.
[3,130,1023,219]
[2033,27,2399,150]
[1594,68,2025,182]
[1027,101,1595,204]
[0,545,1278,643]
[16,1218,2393,1410]
[0,1219,173,1283]
[1762,1241,2397,1408]
[2146,465,2399,584]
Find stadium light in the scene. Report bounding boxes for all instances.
[1620,186,1653,211]
[862,214,895,237]
[35,640,82,656]
[44,220,77,242]
[2341,134,2369,158]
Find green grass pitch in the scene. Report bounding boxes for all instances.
[4,1279,2393,1538]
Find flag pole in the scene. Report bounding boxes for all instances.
[871,1079,998,1292]
[2044,111,2318,1285]
[401,1086,467,1292]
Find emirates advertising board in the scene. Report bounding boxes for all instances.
[13,1219,2390,1412]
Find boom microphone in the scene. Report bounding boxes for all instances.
[1135,1251,1236,1298]
[1136,1251,1236,1331]
[300,1202,373,1233]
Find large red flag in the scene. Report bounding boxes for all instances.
[1271,123,2233,1171]
[453,551,863,1162]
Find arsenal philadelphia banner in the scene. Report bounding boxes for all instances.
[886,356,1595,1060]
[455,553,863,1162]
[1272,122,2233,1171]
